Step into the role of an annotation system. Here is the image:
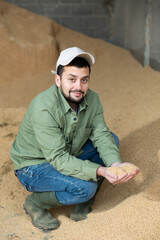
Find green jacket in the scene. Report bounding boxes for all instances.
[10,84,122,181]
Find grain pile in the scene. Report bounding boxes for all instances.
[108,164,138,175]
[0,1,160,240]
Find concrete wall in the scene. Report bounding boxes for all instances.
[150,0,160,71]
[4,0,113,42]
[113,0,160,71]
[113,0,146,65]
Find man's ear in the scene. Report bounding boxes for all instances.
[55,74,61,88]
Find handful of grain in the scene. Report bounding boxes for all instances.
[108,164,138,176]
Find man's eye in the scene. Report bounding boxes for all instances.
[82,79,88,83]
[69,78,75,82]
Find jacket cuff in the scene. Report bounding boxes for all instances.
[83,162,101,182]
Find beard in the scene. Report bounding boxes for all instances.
[60,86,85,105]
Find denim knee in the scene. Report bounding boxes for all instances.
[83,181,98,201]
[56,180,98,205]
[68,180,98,203]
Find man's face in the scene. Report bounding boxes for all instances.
[55,66,90,105]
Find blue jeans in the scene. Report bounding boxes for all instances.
[15,132,119,205]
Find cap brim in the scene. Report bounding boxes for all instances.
[77,52,95,66]
[51,70,57,75]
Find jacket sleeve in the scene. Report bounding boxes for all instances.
[90,99,122,166]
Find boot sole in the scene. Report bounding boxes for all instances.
[23,204,60,232]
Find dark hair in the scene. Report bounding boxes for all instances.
[57,57,91,78]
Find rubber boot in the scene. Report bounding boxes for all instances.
[23,191,62,231]
[70,177,104,221]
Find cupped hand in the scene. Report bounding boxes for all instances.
[97,162,140,185]
[111,162,140,181]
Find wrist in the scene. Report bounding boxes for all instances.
[110,162,122,167]
[96,166,104,177]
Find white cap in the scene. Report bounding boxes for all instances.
[51,47,95,74]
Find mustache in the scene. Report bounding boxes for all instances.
[69,90,84,94]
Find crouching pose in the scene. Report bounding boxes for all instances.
[10,47,140,231]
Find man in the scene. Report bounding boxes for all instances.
[10,47,139,231]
